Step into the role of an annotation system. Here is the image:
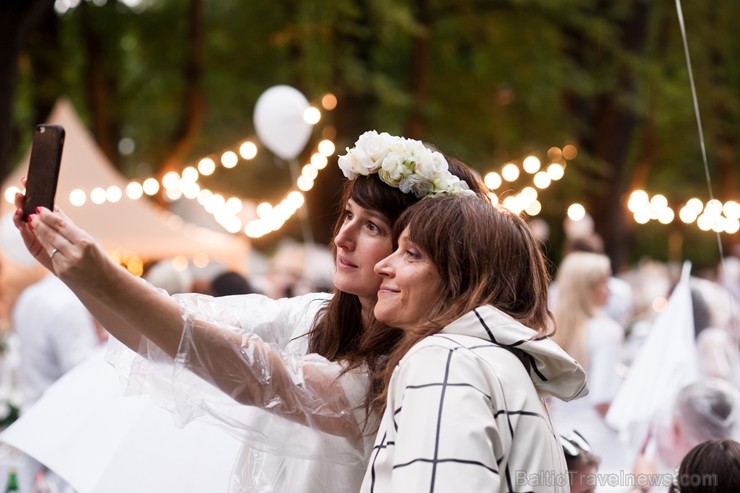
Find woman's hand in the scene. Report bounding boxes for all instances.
[12,191,110,293]
[12,181,176,354]
[13,189,53,271]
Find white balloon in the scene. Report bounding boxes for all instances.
[0,213,36,267]
[253,85,313,161]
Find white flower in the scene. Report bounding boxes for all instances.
[337,130,473,198]
[337,149,370,179]
[378,151,409,184]
[415,155,441,181]
[401,175,434,198]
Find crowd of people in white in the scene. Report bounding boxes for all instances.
[2,233,739,493]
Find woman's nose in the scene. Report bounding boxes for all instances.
[334,223,354,250]
[374,254,394,277]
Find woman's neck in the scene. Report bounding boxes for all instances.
[359,296,377,329]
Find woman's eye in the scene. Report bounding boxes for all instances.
[343,210,354,222]
[405,249,420,259]
[366,221,379,233]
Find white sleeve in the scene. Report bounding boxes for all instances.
[107,290,329,385]
[180,291,330,349]
[105,290,371,465]
[387,345,500,492]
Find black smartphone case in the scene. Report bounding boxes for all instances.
[22,124,65,221]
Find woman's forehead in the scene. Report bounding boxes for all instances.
[347,198,392,224]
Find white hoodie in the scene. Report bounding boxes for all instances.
[361,305,588,493]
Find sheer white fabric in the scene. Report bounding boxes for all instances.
[107,291,377,493]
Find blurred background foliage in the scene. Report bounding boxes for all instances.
[1,0,738,271]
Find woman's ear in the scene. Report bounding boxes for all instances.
[670,416,694,463]
[671,417,682,442]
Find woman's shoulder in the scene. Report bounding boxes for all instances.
[399,332,511,369]
[279,291,333,311]
[392,334,528,400]
[205,291,331,316]
[411,332,485,350]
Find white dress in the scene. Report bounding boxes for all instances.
[10,275,100,492]
[361,305,588,493]
[13,275,100,411]
[108,291,376,493]
[549,314,630,474]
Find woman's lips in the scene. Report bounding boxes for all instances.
[377,284,398,295]
[336,255,357,269]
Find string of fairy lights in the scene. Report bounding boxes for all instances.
[482,145,574,216]
[3,92,738,240]
[624,190,739,234]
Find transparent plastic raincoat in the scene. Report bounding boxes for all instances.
[108,291,377,493]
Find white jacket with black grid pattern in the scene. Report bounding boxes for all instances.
[360,305,588,493]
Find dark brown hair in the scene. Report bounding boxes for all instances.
[306,154,489,417]
[674,439,740,493]
[375,195,554,408]
[306,174,416,366]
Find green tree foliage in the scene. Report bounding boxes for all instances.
[3,0,738,268]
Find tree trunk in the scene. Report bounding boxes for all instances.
[80,2,121,169]
[562,0,651,272]
[26,7,61,129]
[405,0,431,140]
[707,7,739,254]
[307,0,378,245]
[0,0,50,183]
[159,0,205,173]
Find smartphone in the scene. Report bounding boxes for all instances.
[22,124,65,221]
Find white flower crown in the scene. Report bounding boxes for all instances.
[337,130,474,198]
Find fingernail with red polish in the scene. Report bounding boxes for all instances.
[35,207,41,214]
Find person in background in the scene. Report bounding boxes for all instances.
[657,379,739,471]
[549,251,630,474]
[670,439,740,493]
[12,273,103,491]
[13,275,102,412]
[209,270,255,297]
[143,259,194,295]
[12,130,488,493]
[555,234,635,329]
[717,255,740,303]
[631,379,740,493]
[688,276,740,389]
[362,195,586,492]
[560,430,600,493]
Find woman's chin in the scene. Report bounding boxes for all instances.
[334,276,379,300]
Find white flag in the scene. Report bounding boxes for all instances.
[606,261,698,446]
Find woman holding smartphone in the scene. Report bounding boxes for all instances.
[14,131,487,492]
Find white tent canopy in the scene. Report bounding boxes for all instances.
[1,99,248,266]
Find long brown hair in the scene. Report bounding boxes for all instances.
[307,174,417,366]
[306,155,489,417]
[375,195,554,409]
